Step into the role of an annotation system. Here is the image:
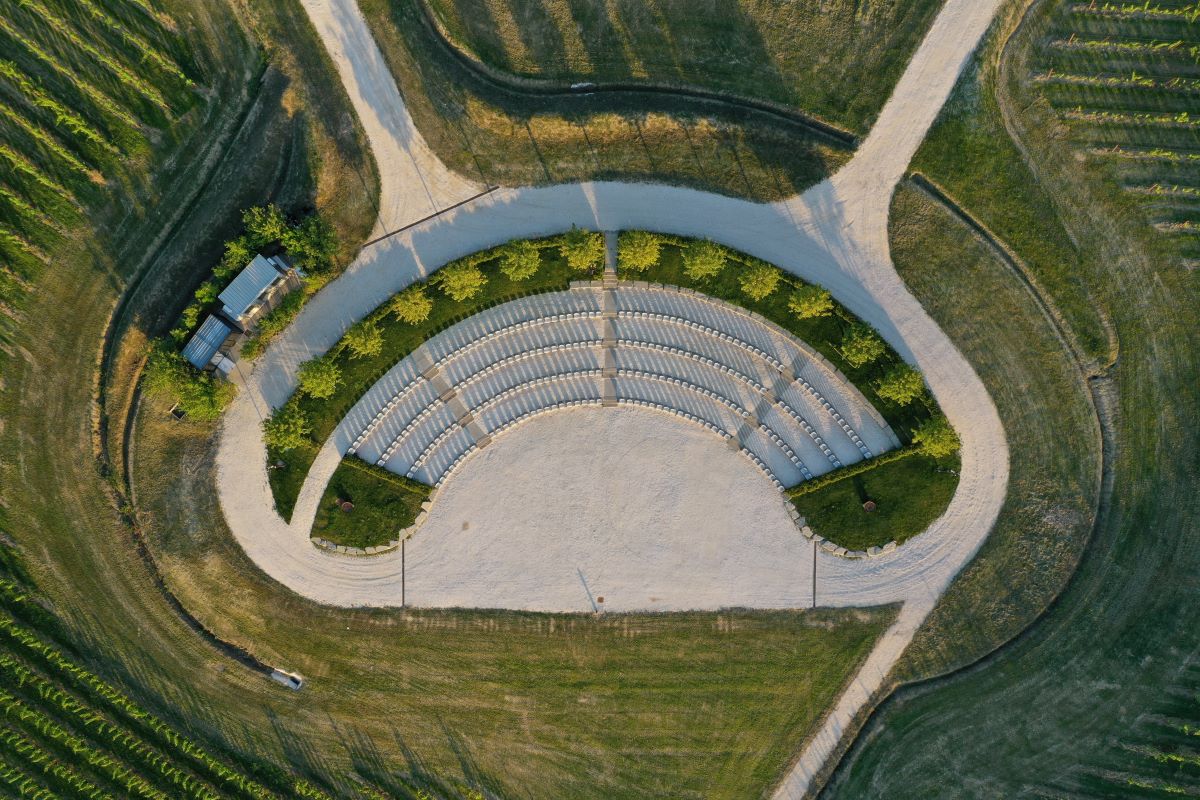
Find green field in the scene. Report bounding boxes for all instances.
[312,458,431,549]
[826,1,1200,795]
[422,0,941,134]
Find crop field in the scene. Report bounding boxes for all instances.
[1032,0,1200,265]
[421,0,941,135]
[0,0,199,342]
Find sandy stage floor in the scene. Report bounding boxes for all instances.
[404,405,814,612]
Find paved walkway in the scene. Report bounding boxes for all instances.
[217,0,1008,795]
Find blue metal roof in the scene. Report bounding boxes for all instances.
[181,314,233,370]
[219,254,282,319]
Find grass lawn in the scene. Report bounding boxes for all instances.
[358,0,850,201]
[133,393,896,798]
[423,0,941,135]
[312,457,431,549]
[791,453,959,551]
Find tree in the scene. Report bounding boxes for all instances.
[682,239,727,281]
[263,401,311,452]
[242,204,289,248]
[788,285,833,319]
[283,214,338,272]
[559,226,604,272]
[618,230,660,272]
[434,261,487,302]
[143,341,236,421]
[739,263,782,301]
[342,320,383,359]
[297,356,341,400]
[912,415,960,458]
[840,324,886,368]
[216,235,253,278]
[390,286,433,324]
[876,364,925,406]
[499,239,541,282]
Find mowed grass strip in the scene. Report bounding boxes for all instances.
[423,0,941,135]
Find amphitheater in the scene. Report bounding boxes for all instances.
[340,282,898,491]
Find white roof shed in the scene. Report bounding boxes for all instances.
[181,314,234,370]
[219,254,284,321]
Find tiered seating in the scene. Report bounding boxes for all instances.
[337,285,897,489]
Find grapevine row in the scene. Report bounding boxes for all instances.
[0,102,99,179]
[0,60,120,155]
[0,723,113,800]
[0,754,59,799]
[74,0,193,87]
[0,145,76,201]
[14,0,171,112]
[1036,69,1200,91]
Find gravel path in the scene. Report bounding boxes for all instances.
[216,0,1008,794]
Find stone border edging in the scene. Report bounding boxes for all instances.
[784,500,899,560]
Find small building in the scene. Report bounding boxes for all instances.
[181,314,236,374]
[217,253,296,330]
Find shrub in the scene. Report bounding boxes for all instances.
[241,291,307,360]
[788,285,834,319]
[559,226,604,272]
[434,261,487,301]
[242,204,289,248]
[263,401,311,452]
[499,239,541,281]
[283,214,338,272]
[739,263,782,301]
[390,286,433,324]
[912,415,960,458]
[297,356,341,400]
[840,324,886,368]
[682,239,727,280]
[143,341,235,421]
[877,364,925,406]
[215,235,253,279]
[342,320,384,359]
[618,230,660,272]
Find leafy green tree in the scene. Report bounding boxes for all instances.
[787,285,833,319]
[297,356,342,400]
[390,286,433,324]
[434,261,487,302]
[682,239,728,281]
[499,239,541,281]
[739,263,782,301]
[912,415,960,458]
[876,364,925,406]
[143,341,235,421]
[216,235,253,278]
[242,204,289,248]
[263,401,311,452]
[840,324,886,368]
[559,226,604,272]
[342,320,383,359]
[618,230,660,272]
[283,214,339,272]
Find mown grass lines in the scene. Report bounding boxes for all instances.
[1035,1,1200,260]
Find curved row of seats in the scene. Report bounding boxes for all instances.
[341,286,897,487]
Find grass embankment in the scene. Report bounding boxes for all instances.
[790,451,960,551]
[423,0,941,135]
[625,236,936,440]
[356,0,850,201]
[312,458,430,549]
[269,238,582,520]
[827,1,1200,795]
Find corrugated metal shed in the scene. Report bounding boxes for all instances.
[181,314,233,370]
[219,254,282,320]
